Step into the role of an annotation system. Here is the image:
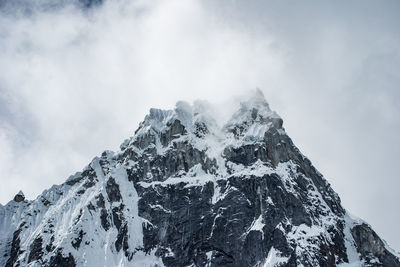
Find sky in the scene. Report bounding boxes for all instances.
[0,0,399,251]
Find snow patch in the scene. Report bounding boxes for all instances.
[263,247,289,266]
[248,215,265,239]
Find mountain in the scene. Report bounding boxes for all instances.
[0,90,399,267]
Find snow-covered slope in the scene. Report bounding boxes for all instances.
[1,90,399,267]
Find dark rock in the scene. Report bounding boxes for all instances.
[71,230,85,250]
[96,193,111,231]
[106,177,122,203]
[5,223,24,267]
[13,191,25,202]
[41,197,51,206]
[83,177,96,189]
[352,223,400,267]
[76,189,86,195]
[46,236,55,252]
[49,249,76,267]
[100,208,110,231]
[160,119,187,147]
[28,236,43,263]
[66,176,82,186]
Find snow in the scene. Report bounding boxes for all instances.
[138,164,215,189]
[133,101,196,140]
[0,150,168,266]
[248,215,265,238]
[205,251,213,266]
[243,123,270,141]
[223,89,283,142]
[228,160,272,178]
[336,212,379,267]
[149,204,171,214]
[137,108,175,136]
[263,247,289,266]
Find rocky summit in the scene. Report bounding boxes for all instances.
[0,90,399,267]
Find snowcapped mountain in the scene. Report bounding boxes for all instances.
[0,90,399,266]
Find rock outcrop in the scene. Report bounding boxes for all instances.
[13,191,25,203]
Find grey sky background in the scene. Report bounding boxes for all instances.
[0,0,399,251]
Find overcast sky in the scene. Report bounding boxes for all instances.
[0,0,399,251]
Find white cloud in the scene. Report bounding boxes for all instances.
[0,0,285,205]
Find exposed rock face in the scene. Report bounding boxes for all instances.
[351,224,400,267]
[0,91,399,266]
[13,191,25,202]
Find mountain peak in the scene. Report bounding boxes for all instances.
[1,93,399,267]
[126,90,283,152]
[224,90,283,140]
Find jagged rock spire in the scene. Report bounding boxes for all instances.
[13,190,25,202]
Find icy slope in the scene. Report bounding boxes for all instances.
[1,90,399,267]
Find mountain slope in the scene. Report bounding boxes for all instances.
[1,90,399,267]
